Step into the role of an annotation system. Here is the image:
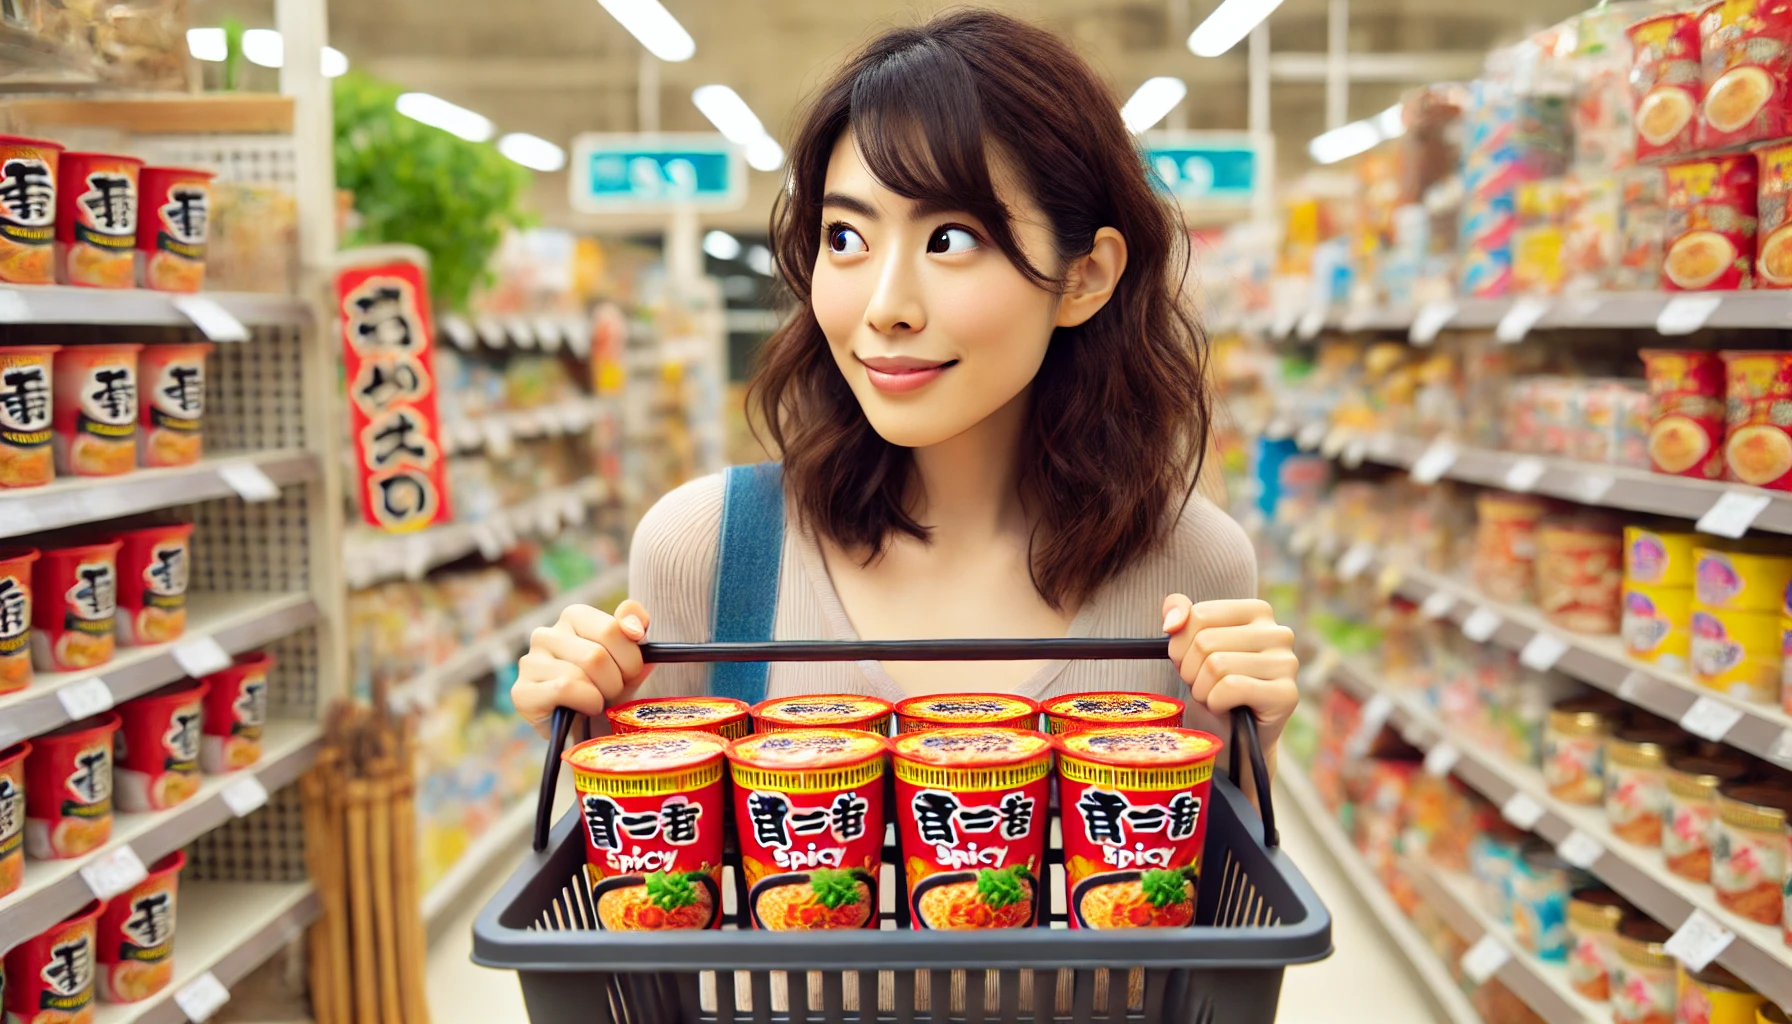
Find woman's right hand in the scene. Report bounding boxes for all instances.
[513,599,653,738]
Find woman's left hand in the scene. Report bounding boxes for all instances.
[1162,595,1299,751]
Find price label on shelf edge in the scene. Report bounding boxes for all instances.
[220,774,270,818]
[217,463,281,503]
[1336,542,1375,581]
[1422,743,1459,778]
[81,845,148,900]
[1500,792,1545,830]
[1697,490,1772,539]
[1319,427,1352,459]
[1495,297,1551,344]
[172,636,232,679]
[1664,910,1736,972]
[1680,696,1744,742]
[1410,442,1458,485]
[1555,830,1605,870]
[1573,473,1616,505]
[56,676,114,720]
[1347,695,1393,755]
[1656,293,1724,336]
[1409,301,1459,346]
[1461,608,1503,643]
[1296,305,1326,340]
[1342,437,1369,469]
[1502,457,1547,493]
[174,971,232,1023]
[1618,670,1650,702]
[1295,421,1327,451]
[1418,590,1457,621]
[1459,935,1510,985]
[1518,633,1569,672]
[170,294,250,343]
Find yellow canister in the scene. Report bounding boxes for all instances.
[1623,582,1693,671]
[1783,617,1792,716]
[1626,526,1698,587]
[1679,962,1766,1024]
[1695,547,1792,613]
[1692,606,1783,703]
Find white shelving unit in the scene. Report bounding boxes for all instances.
[0,450,320,539]
[1268,290,1792,337]
[441,397,610,456]
[0,283,311,327]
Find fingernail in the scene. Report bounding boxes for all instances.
[1162,606,1186,633]
[621,615,644,638]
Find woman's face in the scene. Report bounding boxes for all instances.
[811,131,1063,449]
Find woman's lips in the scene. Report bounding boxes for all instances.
[859,356,954,394]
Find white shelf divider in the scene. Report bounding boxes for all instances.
[0,284,312,327]
[0,450,319,541]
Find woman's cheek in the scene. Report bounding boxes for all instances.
[810,262,866,349]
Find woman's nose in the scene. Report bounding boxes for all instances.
[864,255,926,335]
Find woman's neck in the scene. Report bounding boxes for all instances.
[907,386,1030,545]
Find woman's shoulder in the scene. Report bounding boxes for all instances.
[629,472,726,589]
[1160,490,1256,598]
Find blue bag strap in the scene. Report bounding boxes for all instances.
[708,461,785,703]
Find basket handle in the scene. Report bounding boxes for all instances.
[530,637,1278,852]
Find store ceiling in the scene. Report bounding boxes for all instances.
[324,0,1591,232]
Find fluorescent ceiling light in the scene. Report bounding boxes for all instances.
[1120,77,1188,134]
[1188,0,1285,57]
[692,85,766,145]
[597,0,695,62]
[498,133,567,172]
[746,245,774,276]
[242,28,282,68]
[703,230,742,260]
[1308,120,1382,164]
[744,136,784,172]
[396,92,495,143]
[322,45,349,78]
[187,28,225,62]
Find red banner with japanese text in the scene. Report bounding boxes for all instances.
[335,249,453,532]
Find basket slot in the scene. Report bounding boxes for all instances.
[856,971,878,1024]
[1069,969,1094,1023]
[893,970,916,1024]
[818,971,845,1023]
[1140,971,1168,1023]
[963,970,987,1024]
[714,970,737,1023]
[750,971,774,1024]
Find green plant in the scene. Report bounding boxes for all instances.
[333,71,534,311]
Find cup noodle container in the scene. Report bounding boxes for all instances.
[0,345,59,488]
[113,522,192,647]
[1641,349,1727,480]
[563,731,729,929]
[200,652,272,773]
[0,740,27,898]
[0,135,62,284]
[0,547,37,694]
[52,344,141,478]
[24,712,118,860]
[95,850,183,1003]
[32,539,121,673]
[1041,692,1186,735]
[895,694,1040,733]
[1721,350,1792,488]
[724,729,888,930]
[1624,582,1694,671]
[1662,154,1758,291]
[750,694,894,734]
[135,167,212,293]
[1756,141,1792,286]
[3,899,105,1024]
[1699,0,1792,151]
[56,152,140,289]
[136,343,209,468]
[604,695,750,739]
[1054,727,1221,930]
[115,680,207,813]
[1629,11,1704,162]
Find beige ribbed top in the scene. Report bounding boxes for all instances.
[627,472,1258,717]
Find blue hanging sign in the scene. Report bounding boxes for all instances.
[568,133,746,213]
[1143,133,1262,205]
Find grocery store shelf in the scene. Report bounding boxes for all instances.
[0,720,321,954]
[93,882,319,1024]
[0,591,319,750]
[422,798,534,934]
[437,312,591,358]
[1316,646,1792,1007]
[387,561,628,709]
[342,477,609,588]
[1277,762,1483,1024]
[0,284,311,327]
[1284,290,1792,337]
[441,397,610,456]
[0,449,320,541]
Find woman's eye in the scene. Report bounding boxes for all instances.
[828,226,867,254]
[927,227,978,254]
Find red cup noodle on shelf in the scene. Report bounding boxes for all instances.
[3,898,105,1024]
[0,346,58,488]
[95,849,183,1003]
[0,135,62,285]
[1719,351,1792,489]
[605,695,750,739]
[56,151,139,289]
[0,547,37,694]
[750,693,894,734]
[890,728,1052,930]
[1641,349,1728,480]
[725,729,889,930]
[563,730,729,930]
[0,740,27,898]
[1041,691,1186,734]
[32,538,121,673]
[894,693,1039,733]
[1055,726,1222,929]
[1628,12,1704,162]
[113,522,193,647]
[1662,154,1758,291]
[136,343,209,468]
[115,679,207,813]
[53,344,141,478]
[200,652,272,773]
[1756,140,1792,286]
[24,712,118,860]
[1698,0,1792,151]
[135,167,211,294]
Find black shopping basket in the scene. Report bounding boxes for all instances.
[472,638,1332,1023]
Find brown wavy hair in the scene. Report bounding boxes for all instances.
[750,8,1211,611]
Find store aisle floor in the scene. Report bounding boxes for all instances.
[424,794,1446,1023]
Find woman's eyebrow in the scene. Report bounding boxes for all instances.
[820,192,878,218]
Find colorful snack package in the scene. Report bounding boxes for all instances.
[135,167,212,293]
[1628,11,1704,162]
[0,345,59,488]
[1719,350,1792,488]
[1662,154,1758,291]
[53,344,142,477]
[0,135,62,284]
[1699,0,1792,150]
[24,713,119,860]
[56,151,141,288]
[1641,349,1727,480]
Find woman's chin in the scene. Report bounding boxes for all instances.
[860,406,985,449]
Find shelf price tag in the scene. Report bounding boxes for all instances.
[1320,427,1352,459]
[1461,607,1503,643]
[1296,305,1326,340]
[81,845,148,900]
[1502,457,1547,493]
[1264,417,1294,441]
[1346,694,1393,756]
[1656,294,1723,336]
[172,637,232,678]
[174,970,232,1022]
[1288,524,1319,556]
[217,463,280,503]
[1772,729,1792,767]
[1556,830,1605,870]
[1618,670,1650,702]
[1409,301,1459,346]
[1418,590,1457,621]
[56,676,114,721]
[1680,696,1744,742]
[1519,633,1569,672]
[1423,743,1459,778]
[220,775,270,817]
[440,315,477,352]
[1572,473,1616,505]
[1495,298,1551,343]
[1375,562,1405,597]
[1664,910,1736,972]
[1342,436,1369,469]
[471,524,504,562]
[171,294,250,343]
[1295,421,1327,451]
[1411,442,1458,484]
[1336,542,1375,581]
[1500,792,1546,830]
[1697,490,1773,539]
[482,419,515,458]
[402,536,433,581]
[1340,304,1374,333]
[1459,935,1511,985]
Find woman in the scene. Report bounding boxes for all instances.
[513,9,1298,792]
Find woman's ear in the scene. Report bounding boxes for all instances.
[1055,227,1128,328]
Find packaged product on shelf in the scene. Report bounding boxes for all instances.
[1623,581,1694,669]
[1535,515,1623,633]
[1602,723,1690,846]
[0,547,37,693]
[892,729,1052,929]
[1679,962,1767,1023]
[1698,0,1792,150]
[1755,140,1792,286]
[52,344,141,478]
[896,693,1040,733]
[2,898,104,1024]
[1695,543,1792,611]
[1613,915,1678,1024]
[114,679,206,813]
[1712,780,1792,923]
[563,730,729,929]
[1513,178,1569,293]
[135,167,211,293]
[1720,350,1792,487]
[1628,11,1704,162]
[0,345,58,488]
[1475,491,1551,603]
[1568,379,1652,467]
[1542,695,1619,804]
[1691,601,1782,701]
[1469,819,1529,922]
[1662,753,1749,882]
[1626,525,1698,586]
[1662,154,1758,291]
[56,152,141,289]
[201,652,271,773]
[32,538,121,672]
[1461,195,1517,298]
[1641,348,1727,479]
[1564,174,1623,290]
[752,694,894,734]
[0,740,24,897]
[605,696,751,739]
[112,522,192,646]
[1567,886,1633,1002]
[204,182,296,294]
[1573,5,1641,175]
[136,342,209,468]
[724,729,889,931]
[24,712,118,859]
[1040,692,1184,734]
[1618,166,1671,290]
[0,135,61,285]
[1510,842,1589,961]
[96,849,182,1002]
